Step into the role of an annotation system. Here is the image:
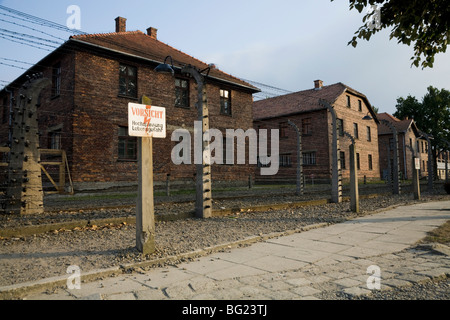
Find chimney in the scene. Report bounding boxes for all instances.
[115,17,127,33]
[147,27,158,40]
[314,80,323,90]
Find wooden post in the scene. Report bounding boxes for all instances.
[136,96,156,255]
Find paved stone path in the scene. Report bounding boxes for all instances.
[24,201,450,300]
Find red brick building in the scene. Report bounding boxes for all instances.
[377,113,429,180]
[253,80,380,184]
[0,17,259,191]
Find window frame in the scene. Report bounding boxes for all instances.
[353,123,359,139]
[51,62,62,98]
[48,129,62,150]
[357,153,361,170]
[302,118,312,135]
[280,153,292,168]
[303,152,317,166]
[118,126,138,161]
[279,122,289,139]
[340,151,346,170]
[119,64,138,98]
[220,89,232,116]
[337,118,344,137]
[175,77,190,109]
[366,126,371,142]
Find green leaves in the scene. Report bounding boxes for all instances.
[394,87,450,150]
[342,0,450,69]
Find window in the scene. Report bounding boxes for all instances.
[409,138,412,148]
[337,118,344,136]
[119,64,137,98]
[340,151,346,169]
[302,118,312,135]
[366,126,371,141]
[303,152,316,165]
[175,78,189,108]
[358,100,362,112]
[280,154,292,167]
[220,89,231,115]
[52,62,61,98]
[48,130,62,150]
[2,97,7,124]
[279,122,288,139]
[421,141,424,153]
[368,154,373,170]
[353,123,359,139]
[347,95,351,108]
[357,153,361,170]
[118,127,137,161]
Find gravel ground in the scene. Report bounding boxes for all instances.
[0,184,449,300]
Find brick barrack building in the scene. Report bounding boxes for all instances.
[377,113,429,181]
[0,17,260,191]
[253,80,380,184]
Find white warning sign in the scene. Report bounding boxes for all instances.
[128,103,166,138]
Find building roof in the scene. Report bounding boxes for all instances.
[377,112,419,135]
[69,30,259,93]
[2,28,259,94]
[253,82,377,121]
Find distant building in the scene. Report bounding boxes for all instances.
[377,113,429,180]
[0,17,260,191]
[253,80,380,184]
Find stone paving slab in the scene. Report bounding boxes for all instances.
[16,200,450,301]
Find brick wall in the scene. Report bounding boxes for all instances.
[69,50,254,190]
[334,93,380,180]
[379,131,429,180]
[253,91,381,184]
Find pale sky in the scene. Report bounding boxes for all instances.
[1,0,449,115]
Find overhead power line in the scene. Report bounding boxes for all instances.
[0,5,297,101]
[0,5,86,35]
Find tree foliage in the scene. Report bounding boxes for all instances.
[394,86,450,150]
[338,0,450,69]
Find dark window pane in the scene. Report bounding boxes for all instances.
[119,64,137,98]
